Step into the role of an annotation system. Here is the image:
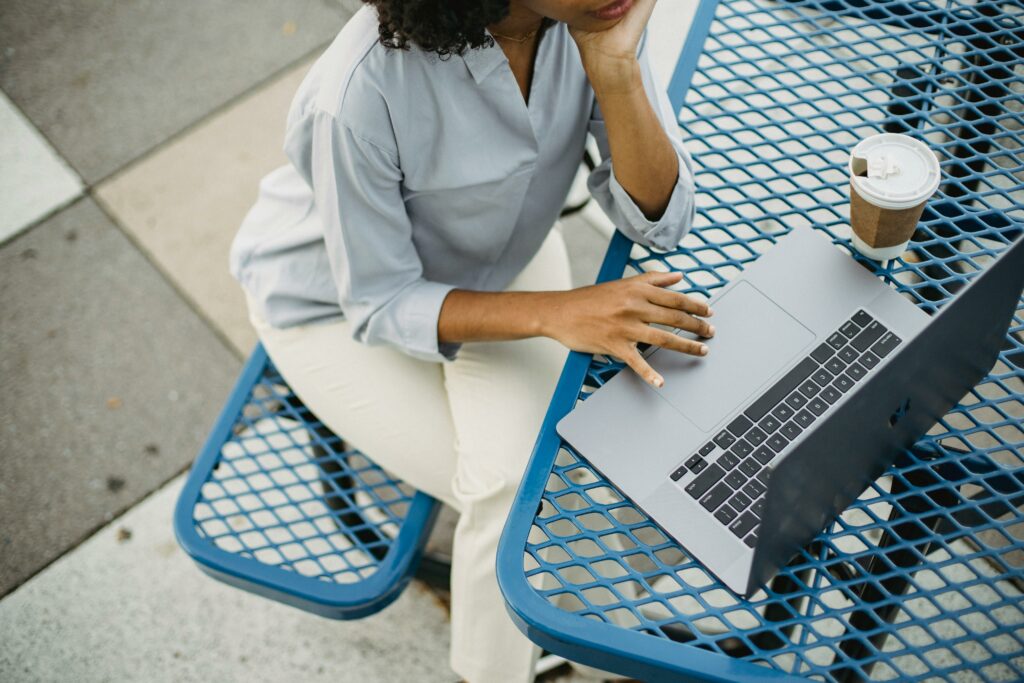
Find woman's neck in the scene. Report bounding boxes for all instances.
[487,3,546,41]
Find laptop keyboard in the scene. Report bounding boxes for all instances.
[669,309,902,549]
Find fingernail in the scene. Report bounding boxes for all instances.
[707,324,716,337]
[653,376,664,388]
[700,344,709,355]
[706,308,714,317]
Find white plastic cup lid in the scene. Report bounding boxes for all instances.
[848,133,941,210]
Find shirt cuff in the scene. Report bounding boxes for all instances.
[607,151,693,252]
[397,280,461,363]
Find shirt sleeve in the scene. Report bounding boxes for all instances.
[585,27,698,252]
[308,109,461,363]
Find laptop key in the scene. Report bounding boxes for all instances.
[852,309,873,327]
[685,454,702,469]
[690,458,708,473]
[759,415,781,434]
[734,439,754,458]
[700,483,732,512]
[715,505,738,525]
[766,432,789,453]
[826,332,846,350]
[752,445,774,465]
[725,469,748,490]
[743,533,758,548]
[840,320,860,339]
[810,343,833,363]
[699,442,716,456]
[713,430,736,450]
[851,320,886,352]
[860,351,880,370]
[812,368,833,387]
[794,409,815,428]
[729,491,752,512]
[786,392,808,410]
[746,426,767,446]
[808,396,828,416]
[718,450,741,470]
[727,414,753,438]
[772,403,794,422]
[799,379,820,399]
[781,421,802,440]
[729,512,759,539]
[751,498,765,517]
[743,478,766,499]
[825,356,846,374]
[832,375,854,393]
[846,362,866,381]
[872,332,901,358]
[685,463,726,498]
[670,465,688,481]
[738,457,761,478]
[821,385,842,404]
[838,346,859,364]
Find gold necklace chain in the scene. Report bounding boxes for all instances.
[489,25,540,43]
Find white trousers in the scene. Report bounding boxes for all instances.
[246,226,574,683]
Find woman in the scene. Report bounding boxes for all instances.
[229,0,712,680]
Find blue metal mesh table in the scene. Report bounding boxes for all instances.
[497,0,1024,680]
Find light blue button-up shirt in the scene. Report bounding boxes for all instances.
[229,5,696,363]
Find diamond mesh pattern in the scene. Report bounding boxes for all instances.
[508,0,1024,680]
[176,348,436,617]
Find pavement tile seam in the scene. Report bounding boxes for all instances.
[0,88,78,170]
[0,89,84,246]
[0,460,196,601]
[0,194,81,249]
[89,190,248,362]
[85,40,337,192]
[0,194,90,249]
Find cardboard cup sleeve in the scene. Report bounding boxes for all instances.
[849,181,927,249]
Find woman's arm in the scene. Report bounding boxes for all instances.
[572,0,678,220]
[438,271,714,389]
[581,59,678,222]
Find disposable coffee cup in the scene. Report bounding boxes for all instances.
[848,133,941,261]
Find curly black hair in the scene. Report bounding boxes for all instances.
[363,0,535,60]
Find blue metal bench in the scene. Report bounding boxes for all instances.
[173,343,440,619]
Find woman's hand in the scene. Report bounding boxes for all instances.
[540,271,714,388]
[569,0,657,91]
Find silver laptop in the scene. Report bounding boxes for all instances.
[557,227,1024,596]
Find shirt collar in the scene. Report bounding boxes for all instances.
[460,18,557,85]
[460,28,506,84]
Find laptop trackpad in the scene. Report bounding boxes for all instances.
[649,281,814,432]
